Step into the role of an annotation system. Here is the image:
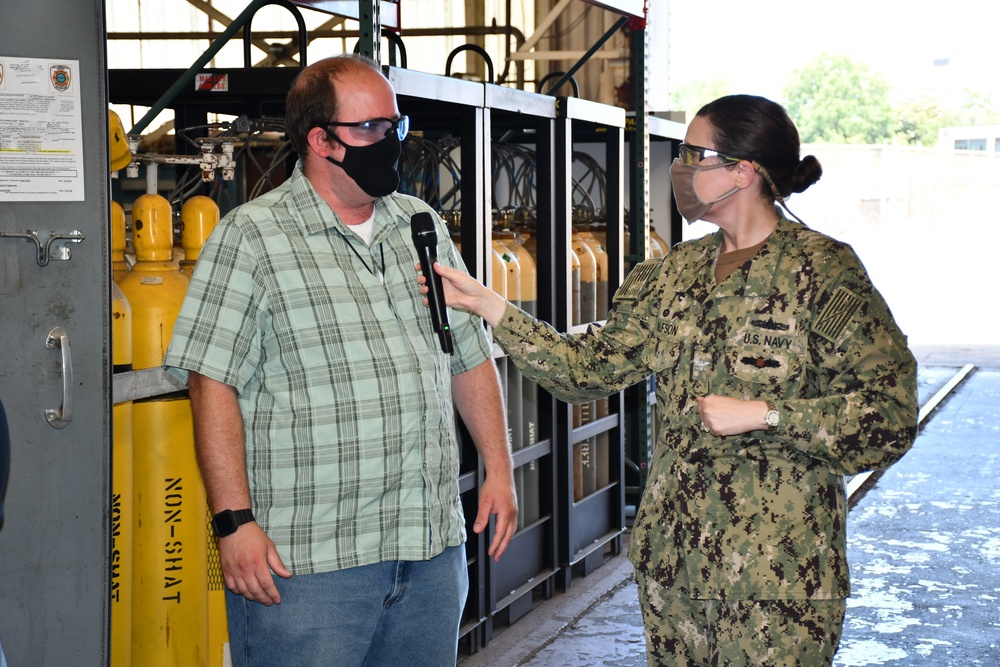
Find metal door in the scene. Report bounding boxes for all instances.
[0,1,111,664]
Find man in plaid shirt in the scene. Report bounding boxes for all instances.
[165,54,516,666]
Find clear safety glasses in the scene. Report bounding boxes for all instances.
[677,142,743,166]
[322,115,410,143]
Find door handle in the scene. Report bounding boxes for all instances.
[45,326,74,429]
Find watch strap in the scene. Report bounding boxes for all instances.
[230,508,254,526]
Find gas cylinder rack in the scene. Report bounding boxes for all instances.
[385,66,502,653]
[482,82,561,638]
[622,111,686,512]
[553,96,628,589]
[108,62,632,657]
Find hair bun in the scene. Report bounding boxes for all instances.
[789,155,823,194]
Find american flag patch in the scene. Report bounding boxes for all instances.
[614,261,660,303]
[814,286,863,344]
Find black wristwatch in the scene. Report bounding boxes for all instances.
[211,508,255,537]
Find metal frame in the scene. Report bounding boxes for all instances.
[481,83,561,639]
[552,96,627,589]
[510,0,642,68]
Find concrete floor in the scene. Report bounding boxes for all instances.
[460,345,1000,667]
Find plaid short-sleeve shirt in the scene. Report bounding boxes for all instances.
[164,162,491,574]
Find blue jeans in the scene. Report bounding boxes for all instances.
[227,544,468,667]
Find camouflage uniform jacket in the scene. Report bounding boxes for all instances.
[492,213,918,601]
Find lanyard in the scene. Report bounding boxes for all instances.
[335,229,386,285]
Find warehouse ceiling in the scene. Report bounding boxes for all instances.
[105,0,664,106]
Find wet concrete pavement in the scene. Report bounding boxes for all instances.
[461,346,1000,666]
[835,367,1000,666]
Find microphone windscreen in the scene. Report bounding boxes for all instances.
[411,211,436,248]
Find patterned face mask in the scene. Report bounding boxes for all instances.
[669,158,741,223]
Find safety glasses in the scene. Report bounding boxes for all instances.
[322,115,410,143]
[677,143,743,166]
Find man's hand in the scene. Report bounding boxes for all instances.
[473,474,518,562]
[219,522,292,605]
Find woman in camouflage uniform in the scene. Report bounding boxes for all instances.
[421,95,918,666]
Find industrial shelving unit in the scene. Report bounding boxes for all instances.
[481,83,561,639]
[622,111,685,510]
[552,97,628,586]
[108,63,635,650]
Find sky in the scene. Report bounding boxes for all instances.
[662,0,999,111]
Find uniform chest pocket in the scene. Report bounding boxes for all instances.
[641,321,685,374]
[725,314,806,384]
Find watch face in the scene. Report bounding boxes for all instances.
[766,411,780,427]
[212,511,238,537]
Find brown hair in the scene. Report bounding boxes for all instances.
[697,94,822,201]
[285,54,385,158]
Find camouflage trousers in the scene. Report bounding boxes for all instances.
[635,569,846,666]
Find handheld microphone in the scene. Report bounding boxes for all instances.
[411,211,454,354]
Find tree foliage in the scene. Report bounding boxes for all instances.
[894,97,950,146]
[954,90,1000,126]
[783,53,895,144]
[669,78,732,123]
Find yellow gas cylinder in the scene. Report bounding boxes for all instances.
[205,502,227,667]
[587,224,609,281]
[494,234,521,311]
[130,396,208,667]
[570,232,597,498]
[576,227,611,492]
[569,238,582,494]
[111,201,130,284]
[493,233,523,451]
[503,232,537,319]
[500,232,536,453]
[493,234,524,520]
[516,225,542,526]
[117,193,209,667]
[571,231,597,501]
[569,243,581,327]
[648,230,664,259]
[571,231,597,325]
[109,109,133,173]
[489,242,509,376]
[110,280,133,667]
[179,196,220,278]
[578,228,609,320]
[651,226,669,258]
[488,241,511,508]
[584,224,615,488]
[178,194,227,664]
[117,194,190,369]
[518,226,536,261]
[503,231,541,527]
[490,241,507,307]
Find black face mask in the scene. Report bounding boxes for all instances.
[325,131,401,198]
